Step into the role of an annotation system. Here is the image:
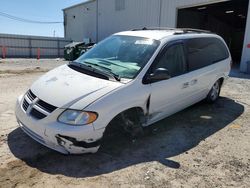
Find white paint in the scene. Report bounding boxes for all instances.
[31,64,123,108]
[116,30,176,40]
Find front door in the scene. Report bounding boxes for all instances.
[147,42,196,124]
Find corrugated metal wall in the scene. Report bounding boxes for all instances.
[0,33,72,58]
[97,0,161,41]
[96,0,228,41]
[64,0,233,42]
[64,1,97,42]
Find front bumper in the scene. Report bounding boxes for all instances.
[15,95,105,154]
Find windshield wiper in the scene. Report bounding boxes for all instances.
[68,61,110,80]
[69,61,120,82]
[84,61,121,81]
[106,70,121,81]
[70,61,96,72]
[84,61,112,71]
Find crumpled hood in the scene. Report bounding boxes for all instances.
[31,64,123,109]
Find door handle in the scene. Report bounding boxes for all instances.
[183,79,198,88]
[183,82,189,88]
[190,79,198,85]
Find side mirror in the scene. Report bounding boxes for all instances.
[145,68,171,83]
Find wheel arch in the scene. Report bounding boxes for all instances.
[218,77,224,86]
[101,106,146,138]
[108,106,146,126]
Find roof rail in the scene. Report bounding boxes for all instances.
[177,28,211,34]
[132,27,212,34]
[132,27,177,31]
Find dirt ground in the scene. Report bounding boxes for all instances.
[0,59,249,188]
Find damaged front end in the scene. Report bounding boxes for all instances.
[55,134,101,154]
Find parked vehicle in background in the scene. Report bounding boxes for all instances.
[15,28,231,154]
[64,42,95,61]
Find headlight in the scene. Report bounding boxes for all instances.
[58,110,98,126]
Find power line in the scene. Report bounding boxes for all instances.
[0,11,62,24]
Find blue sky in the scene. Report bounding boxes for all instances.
[0,0,85,37]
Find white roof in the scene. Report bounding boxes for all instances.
[115,30,176,40]
[115,29,219,41]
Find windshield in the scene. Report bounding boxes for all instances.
[75,35,160,79]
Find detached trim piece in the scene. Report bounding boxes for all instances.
[56,134,102,148]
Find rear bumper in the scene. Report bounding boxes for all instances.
[15,95,105,154]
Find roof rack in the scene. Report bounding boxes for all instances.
[132,27,212,34]
[176,28,211,34]
[132,27,177,31]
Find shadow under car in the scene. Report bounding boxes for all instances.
[8,97,244,178]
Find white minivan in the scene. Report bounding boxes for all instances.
[15,28,231,154]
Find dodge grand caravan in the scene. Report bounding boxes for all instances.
[15,28,231,154]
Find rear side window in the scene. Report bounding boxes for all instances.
[187,37,229,71]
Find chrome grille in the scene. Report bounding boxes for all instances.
[36,99,57,113]
[27,90,36,101]
[22,98,29,111]
[30,108,47,119]
[22,89,57,120]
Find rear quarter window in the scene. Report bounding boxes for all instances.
[187,37,229,71]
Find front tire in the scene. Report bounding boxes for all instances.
[206,80,221,103]
[121,111,144,138]
[103,109,144,140]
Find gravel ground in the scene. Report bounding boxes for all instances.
[0,58,66,76]
[0,59,249,188]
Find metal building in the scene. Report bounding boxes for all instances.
[63,0,250,73]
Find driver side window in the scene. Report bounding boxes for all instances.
[153,43,187,77]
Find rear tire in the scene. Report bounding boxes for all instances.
[206,80,221,103]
